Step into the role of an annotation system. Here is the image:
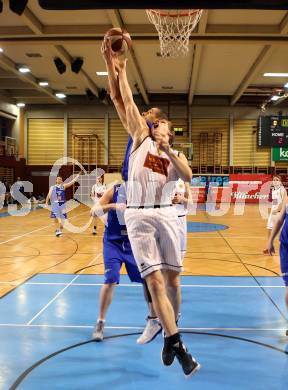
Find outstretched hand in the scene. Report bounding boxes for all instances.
[263,242,275,255]
[101,37,115,65]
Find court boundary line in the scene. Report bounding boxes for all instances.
[216,229,288,321]
[0,324,286,331]
[0,208,90,246]
[0,281,285,288]
[26,252,102,325]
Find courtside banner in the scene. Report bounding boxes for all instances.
[189,174,272,204]
[190,175,229,203]
[229,174,272,204]
[190,187,206,203]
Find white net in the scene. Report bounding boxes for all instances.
[146,9,203,58]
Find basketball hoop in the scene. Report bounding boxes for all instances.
[146,9,203,58]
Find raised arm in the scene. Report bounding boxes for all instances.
[63,173,80,190]
[102,39,128,129]
[116,58,149,141]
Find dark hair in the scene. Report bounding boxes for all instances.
[97,175,104,184]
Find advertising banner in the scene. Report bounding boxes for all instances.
[190,174,272,204]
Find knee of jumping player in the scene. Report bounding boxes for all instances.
[164,271,180,290]
[145,272,165,296]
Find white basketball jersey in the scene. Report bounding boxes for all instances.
[92,183,106,199]
[271,186,285,211]
[127,137,178,207]
[174,178,187,216]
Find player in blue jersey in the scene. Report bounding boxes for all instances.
[266,191,288,334]
[92,182,159,341]
[45,174,80,237]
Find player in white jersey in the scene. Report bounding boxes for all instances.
[173,178,191,260]
[160,177,191,324]
[267,175,286,238]
[103,41,200,376]
[91,175,106,235]
[101,39,171,345]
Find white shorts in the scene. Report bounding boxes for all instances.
[178,215,187,260]
[267,211,280,230]
[124,207,182,278]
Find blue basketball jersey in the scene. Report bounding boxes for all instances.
[51,185,66,204]
[104,184,128,241]
[280,206,288,244]
[121,136,133,182]
[121,121,153,182]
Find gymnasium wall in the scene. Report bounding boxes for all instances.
[27,118,64,165]
[68,118,106,165]
[23,104,285,170]
[233,119,270,167]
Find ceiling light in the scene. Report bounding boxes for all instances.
[16,102,25,107]
[55,92,66,99]
[96,71,108,76]
[0,48,3,53]
[264,73,288,77]
[271,95,281,101]
[38,81,49,87]
[18,65,30,73]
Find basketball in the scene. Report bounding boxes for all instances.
[105,27,132,55]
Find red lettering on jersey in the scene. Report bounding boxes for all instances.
[144,152,170,176]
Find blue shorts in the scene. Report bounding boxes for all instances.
[103,238,142,284]
[50,202,67,219]
[280,242,288,286]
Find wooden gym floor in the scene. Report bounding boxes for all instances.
[0,203,280,298]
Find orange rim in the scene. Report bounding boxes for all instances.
[147,9,201,18]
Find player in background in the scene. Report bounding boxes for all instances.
[46,174,80,237]
[267,175,286,239]
[164,178,191,322]
[91,182,160,341]
[91,174,107,235]
[137,154,192,344]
